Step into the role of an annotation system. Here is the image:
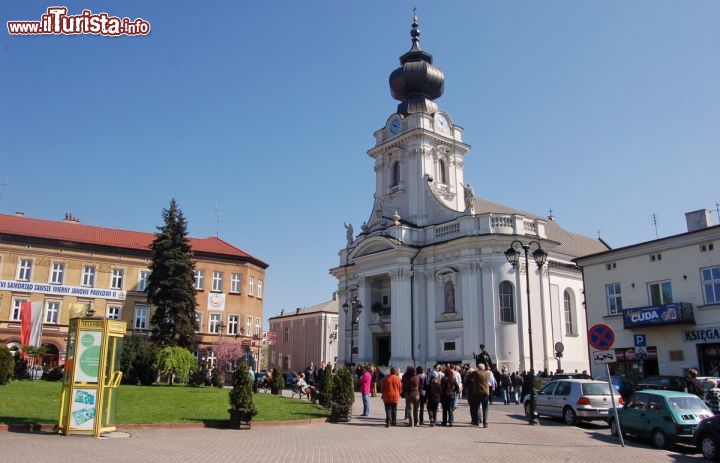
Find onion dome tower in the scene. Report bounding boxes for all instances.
[389,13,445,116]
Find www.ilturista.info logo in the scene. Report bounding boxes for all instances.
[7,7,151,36]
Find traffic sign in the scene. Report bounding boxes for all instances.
[267,331,277,339]
[588,324,615,351]
[634,334,646,347]
[241,340,252,346]
[267,339,276,345]
[592,350,616,364]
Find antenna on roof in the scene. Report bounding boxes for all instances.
[652,213,659,239]
[548,208,555,221]
[214,204,221,238]
[716,202,720,223]
[597,230,601,239]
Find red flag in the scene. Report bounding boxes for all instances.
[20,301,31,359]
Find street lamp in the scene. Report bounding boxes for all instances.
[342,296,363,368]
[504,240,547,426]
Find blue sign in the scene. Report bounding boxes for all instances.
[623,303,694,329]
[588,324,615,350]
[634,334,646,347]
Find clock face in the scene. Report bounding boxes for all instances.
[389,118,401,134]
[435,114,450,134]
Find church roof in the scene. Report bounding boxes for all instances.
[0,213,269,267]
[471,197,609,258]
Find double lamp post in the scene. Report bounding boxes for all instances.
[504,240,547,426]
[342,297,363,368]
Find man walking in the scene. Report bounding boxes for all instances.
[478,364,493,427]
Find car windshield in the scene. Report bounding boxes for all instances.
[582,383,612,395]
[667,396,708,412]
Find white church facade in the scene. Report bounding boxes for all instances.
[330,16,609,375]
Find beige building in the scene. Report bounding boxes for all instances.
[0,212,268,369]
[267,293,339,373]
[576,210,720,382]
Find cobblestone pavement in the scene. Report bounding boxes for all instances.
[0,392,702,463]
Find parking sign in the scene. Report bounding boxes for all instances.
[634,334,646,347]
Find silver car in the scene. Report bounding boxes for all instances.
[524,379,623,425]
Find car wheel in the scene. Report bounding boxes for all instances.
[524,401,532,418]
[563,406,577,425]
[700,433,720,461]
[609,418,619,437]
[652,428,667,449]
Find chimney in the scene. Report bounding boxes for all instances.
[685,209,714,232]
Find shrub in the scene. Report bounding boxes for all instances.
[120,334,158,385]
[153,346,198,385]
[228,362,257,425]
[270,366,285,391]
[0,347,14,385]
[13,354,28,380]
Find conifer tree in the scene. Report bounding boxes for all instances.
[148,199,197,349]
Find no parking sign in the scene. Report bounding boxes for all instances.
[588,324,615,351]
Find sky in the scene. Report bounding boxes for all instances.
[2,1,719,323]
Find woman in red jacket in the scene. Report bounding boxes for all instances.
[381,367,402,427]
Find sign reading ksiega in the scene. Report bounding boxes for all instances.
[684,326,720,343]
[7,7,151,36]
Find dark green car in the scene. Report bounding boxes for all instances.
[609,389,713,449]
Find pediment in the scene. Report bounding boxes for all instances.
[350,236,397,259]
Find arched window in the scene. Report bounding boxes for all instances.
[564,289,576,335]
[499,281,515,322]
[392,161,400,187]
[438,159,447,184]
[444,281,455,313]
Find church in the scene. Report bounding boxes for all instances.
[330,15,608,375]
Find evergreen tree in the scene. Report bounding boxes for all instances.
[148,199,197,349]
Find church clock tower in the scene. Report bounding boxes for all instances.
[365,13,471,230]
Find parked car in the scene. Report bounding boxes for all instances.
[282,370,297,386]
[695,414,720,461]
[636,375,702,395]
[523,379,623,425]
[253,370,268,391]
[609,389,713,449]
[596,375,636,402]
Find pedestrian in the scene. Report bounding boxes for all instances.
[440,366,459,426]
[688,368,704,397]
[705,379,720,414]
[402,365,420,426]
[416,366,427,425]
[499,366,512,405]
[370,366,379,397]
[477,363,492,427]
[487,367,497,405]
[304,362,317,388]
[463,367,487,426]
[358,365,372,417]
[381,367,402,427]
[426,374,442,427]
[511,371,523,405]
[452,365,463,410]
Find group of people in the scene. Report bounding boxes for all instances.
[364,362,533,428]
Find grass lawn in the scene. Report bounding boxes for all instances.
[0,381,328,425]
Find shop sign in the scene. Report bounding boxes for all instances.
[684,326,720,343]
[622,303,694,328]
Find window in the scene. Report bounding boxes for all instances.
[45,300,60,324]
[392,161,400,187]
[228,314,239,335]
[701,243,715,252]
[212,271,223,292]
[134,305,149,330]
[231,273,241,293]
[605,262,616,271]
[499,281,515,322]
[17,259,32,281]
[248,276,254,296]
[194,312,202,332]
[209,313,221,334]
[257,280,263,299]
[107,305,121,320]
[606,283,623,315]
[702,266,720,304]
[438,159,447,184]
[82,265,96,287]
[255,318,261,336]
[194,269,204,290]
[284,326,289,342]
[650,253,662,262]
[649,281,673,306]
[564,290,576,335]
[246,316,253,337]
[137,271,150,292]
[50,262,65,284]
[11,298,27,321]
[443,341,456,351]
[111,268,125,289]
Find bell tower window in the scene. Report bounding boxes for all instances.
[392,161,401,187]
[438,159,447,184]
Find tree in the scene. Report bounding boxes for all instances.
[0,347,13,385]
[153,346,198,385]
[228,363,257,428]
[211,338,244,387]
[147,199,197,349]
[120,334,158,385]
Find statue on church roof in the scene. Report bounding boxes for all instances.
[463,183,475,214]
[344,222,354,248]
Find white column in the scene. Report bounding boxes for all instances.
[357,278,370,365]
[460,262,481,364]
[390,267,412,367]
[425,270,437,365]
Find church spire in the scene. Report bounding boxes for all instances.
[389,11,445,116]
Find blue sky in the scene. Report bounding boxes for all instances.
[2,1,719,322]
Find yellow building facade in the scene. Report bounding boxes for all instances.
[0,212,268,370]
